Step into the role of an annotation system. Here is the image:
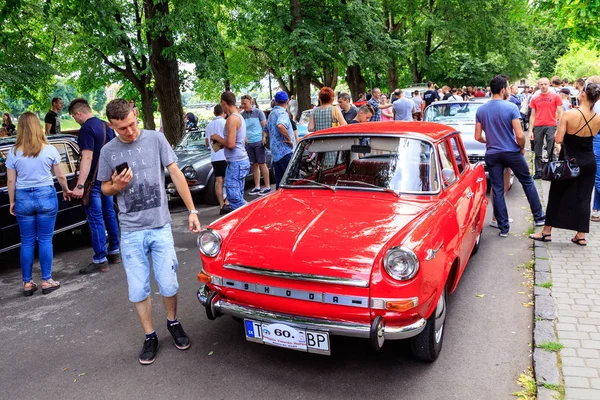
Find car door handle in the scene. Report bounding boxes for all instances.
[466,190,474,199]
[476,177,484,183]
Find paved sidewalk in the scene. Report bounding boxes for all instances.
[537,179,600,399]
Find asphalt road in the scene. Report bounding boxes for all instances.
[0,183,534,400]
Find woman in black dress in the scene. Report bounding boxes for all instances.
[530,83,600,245]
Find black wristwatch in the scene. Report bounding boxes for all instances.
[76,184,84,190]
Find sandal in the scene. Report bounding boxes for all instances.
[23,281,38,297]
[529,233,552,242]
[571,237,587,246]
[41,279,61,295]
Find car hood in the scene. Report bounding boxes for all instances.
[218,190,435,283]
[173,149,211,168]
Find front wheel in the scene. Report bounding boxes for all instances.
[410,287,446,362]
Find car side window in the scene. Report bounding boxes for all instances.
[438,141,457,187]
[0,150,7,188]
[450,136,465,174]
[51,143,76,176]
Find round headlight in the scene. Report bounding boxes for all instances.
[197,229,221,257]
[183,166,196,179]
[383,247,419,281]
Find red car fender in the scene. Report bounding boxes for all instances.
[369,197,460,323]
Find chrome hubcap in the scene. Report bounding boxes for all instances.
[434,290,446,344]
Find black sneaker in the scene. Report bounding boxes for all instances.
[220,205,233,215]
[167,322,190,350]
[79,262,108,275]
[139,336,159,365]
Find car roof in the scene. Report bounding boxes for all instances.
[304,121,458,142]
[427,99,488,106]
[0,134,77,148]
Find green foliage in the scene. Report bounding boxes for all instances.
[555,43,600,80]
[538,281,552,289]
[534,0,600,45]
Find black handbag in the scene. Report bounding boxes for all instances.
[541,142,580,181]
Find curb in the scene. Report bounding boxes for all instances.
[532,180,561,399]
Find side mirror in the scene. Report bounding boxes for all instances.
[441,168,456,186]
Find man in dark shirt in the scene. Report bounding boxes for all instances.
[44,97,63,135]
[68,98,121,274]
[337,92,358,123]
[423,81,440,109]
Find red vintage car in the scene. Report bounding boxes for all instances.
[196,122,487,361]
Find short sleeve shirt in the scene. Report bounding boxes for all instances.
[6,144,61,189]
[266,106,295,162]
[241,108,266,143]
[530,92,562,127]
[341,105,358,123]
[368,98,382,121]
[205,116,226,162]
[97,130,177,232]
[423,90,440,107]
[475,100,522,155]
[393,98,416,121]
[77,117,116,182]
[44,110,61,135]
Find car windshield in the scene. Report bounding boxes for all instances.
[298,111,312,125]
[282,135,439,193]
[423,102,483,124]
[175,130,207,150]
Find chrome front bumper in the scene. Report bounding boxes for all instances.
[197,284,426,341]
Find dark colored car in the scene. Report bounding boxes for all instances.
[0,135,88,253]
[164,129,273,205]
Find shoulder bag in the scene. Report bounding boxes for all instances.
[541,141,580,181]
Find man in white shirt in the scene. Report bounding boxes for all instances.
[205,104,229,214]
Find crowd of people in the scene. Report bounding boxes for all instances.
[3,72,600,365]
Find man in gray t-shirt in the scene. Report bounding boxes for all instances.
[98,99,201,366]
[392,92,416,121]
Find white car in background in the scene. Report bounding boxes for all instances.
[423,99,514,188]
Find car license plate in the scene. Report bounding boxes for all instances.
[244,319,330,355]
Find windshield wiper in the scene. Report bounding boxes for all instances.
[285,178,336,192]
[336,180,400,197]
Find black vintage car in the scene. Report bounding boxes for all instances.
[0,135,88,253]
[164,129,273,205]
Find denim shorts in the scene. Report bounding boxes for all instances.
[120,223,179,303]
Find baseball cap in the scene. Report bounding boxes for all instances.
[275,91,289,103]
[559,88,571,95]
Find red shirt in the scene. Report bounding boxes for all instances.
[530,92,562,127]
[473,90,486,97]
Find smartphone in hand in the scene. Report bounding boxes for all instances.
[115,162,129,175]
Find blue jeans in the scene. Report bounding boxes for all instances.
[225,159,250,210]
[274,153,292,189]
[121,223,179,303]
[15,186,58,282]
[593,135,600,211]
[485,151,545,233]
[85,181,120,263]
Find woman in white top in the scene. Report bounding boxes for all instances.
[6,112,72,296]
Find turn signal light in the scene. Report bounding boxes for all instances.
[385,299,418,312]
[197,271,212,284]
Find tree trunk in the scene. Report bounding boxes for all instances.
[387,60,398,93]
[144,0,184,145]
[411,55,422,83]
[140,85,155,130]
[345,65,367,101]
[295,72,312,118]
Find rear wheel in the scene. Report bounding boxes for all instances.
[410,287,446,362]
[204,175,219,206]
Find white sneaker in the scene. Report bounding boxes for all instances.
[592,210,600,222]
[489,218,513,228]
